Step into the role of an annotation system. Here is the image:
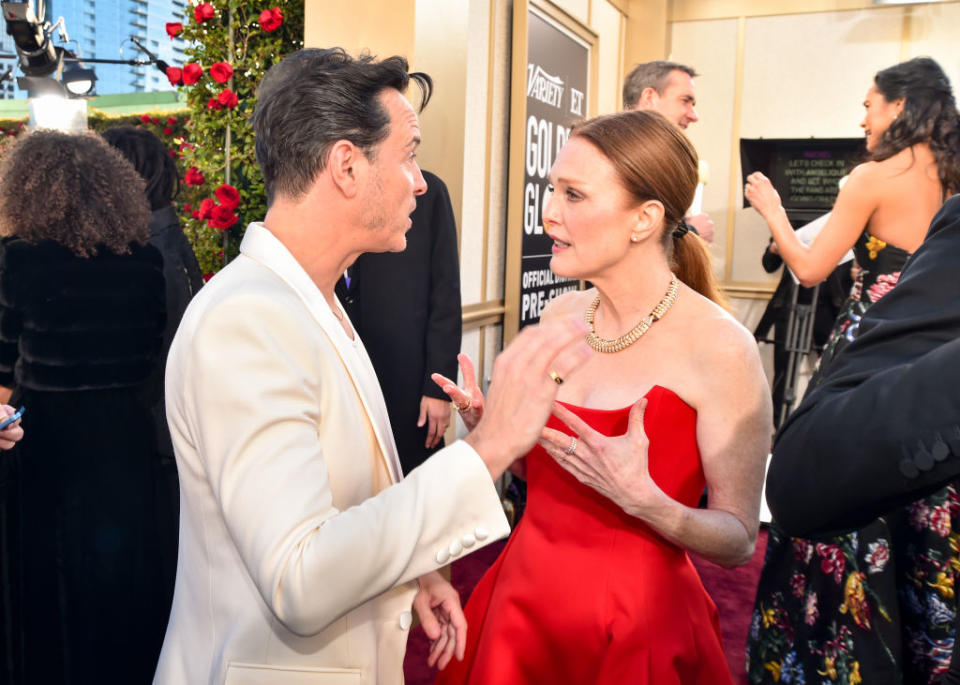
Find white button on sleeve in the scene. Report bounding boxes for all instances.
[449,540,463,557]
[461,533,477,548]
[436,548,450,565]
[474,526,490,541]
[399,611,413,631]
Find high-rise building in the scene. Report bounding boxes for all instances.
[42,0,187,95]
[0,32,17,99]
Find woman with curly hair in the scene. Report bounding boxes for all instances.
[746,57,960,683]
[0,130,168,683]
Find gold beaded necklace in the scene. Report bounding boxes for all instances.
[584,275,680,353]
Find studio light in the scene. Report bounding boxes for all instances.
[2,1,59,77]
[62,59,96,96]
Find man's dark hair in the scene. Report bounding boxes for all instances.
[250,47,433,204]
[622,60,698,110]
[102,125,179,211]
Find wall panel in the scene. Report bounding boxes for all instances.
[905,3,960,88]
[669,18,739,279]
[593,0,625,114]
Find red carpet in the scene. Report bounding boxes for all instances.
[403,528,769,684]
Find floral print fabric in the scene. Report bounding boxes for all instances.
[746,232,959,683]
[812,232,910,384]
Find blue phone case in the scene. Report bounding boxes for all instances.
[0,406,25,430]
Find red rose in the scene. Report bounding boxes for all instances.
[163,127,173,135]
[207,97,222,110]
[217,88,238,109]
[165,22,183,38]
[203,273,214,283]
[184,166,205,187]
[259,7,283,33]
[209,62,233,84]
[140,113,151,123]
[167,116,177,125]
[194,2,215,23]
[197,198,216,220]
[164,66,182,86]
[191,210,201,219]
[182,62,203,85]
[215,183,240,209]
[207,204,238,230]
[184,203,192,212]
[169,150,177,158]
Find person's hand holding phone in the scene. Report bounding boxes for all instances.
[0,405,24,449]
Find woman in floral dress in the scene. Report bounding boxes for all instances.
[744,57,960,683]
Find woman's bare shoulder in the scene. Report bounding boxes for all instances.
[676,291,760,363]
[540,287,593,323]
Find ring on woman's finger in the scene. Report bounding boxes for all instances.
[565,436,578,456]
[549,370,564,385]
[455,397,472,412]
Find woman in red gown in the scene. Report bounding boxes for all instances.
[433,110,772,684]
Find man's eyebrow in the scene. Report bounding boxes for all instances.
[409,135,421,148]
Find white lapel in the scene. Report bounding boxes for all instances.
[238,223,404,483]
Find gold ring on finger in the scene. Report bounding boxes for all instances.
[549,370,564,385]
[455,397,472,412]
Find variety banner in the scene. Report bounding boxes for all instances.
[515,7,590,330]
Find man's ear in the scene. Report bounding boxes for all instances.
[328,140,364,199]
[631,199,665,243]
[638,87,659,109]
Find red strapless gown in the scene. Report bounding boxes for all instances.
[435,385,732,685]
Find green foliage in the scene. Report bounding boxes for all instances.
[168,1,304,275]
[0,110,188,148]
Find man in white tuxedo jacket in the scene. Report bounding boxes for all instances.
[154,48,589,685]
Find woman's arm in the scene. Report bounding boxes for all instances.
[540,321,772,567]
[745,166,878,287]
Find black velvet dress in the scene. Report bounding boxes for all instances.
[0,238,168,684]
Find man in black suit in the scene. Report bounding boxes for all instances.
[336,169,462,475]
[765,194,960,679]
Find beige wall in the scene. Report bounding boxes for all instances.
[625,0,668,68]
[304,0,416,59]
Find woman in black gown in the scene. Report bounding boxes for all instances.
[0,130,167,683]
[746,58,960,684]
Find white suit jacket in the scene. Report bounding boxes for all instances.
[154,223,510,685]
